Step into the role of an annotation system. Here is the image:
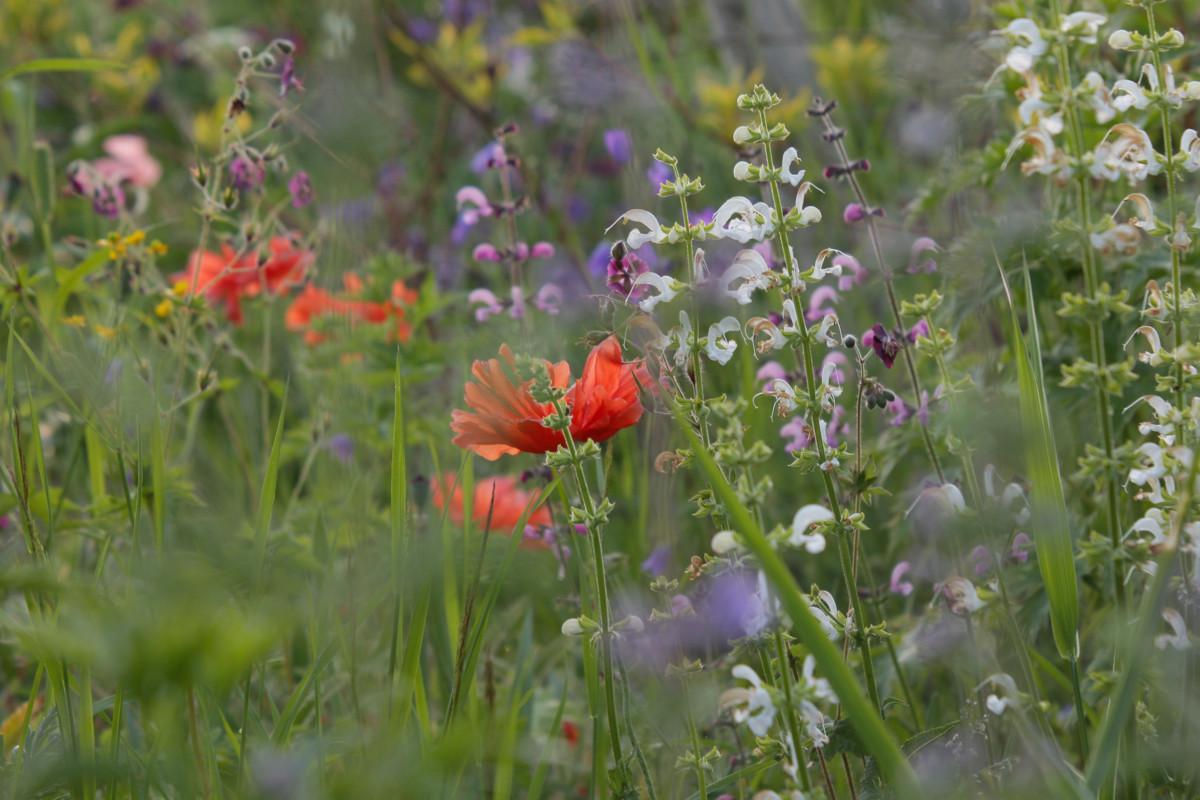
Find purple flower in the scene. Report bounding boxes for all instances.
[230,156,265,191]
[780,416,812,454]
[889,561,914,596]
[606,250,650,301]
[288,171,313,208]
[646,160,671,192]
[825,405,850,447]
[91,183,125,218]
[641,545,671,577]
[970,545,992,576]
[907,319,931,343]
[534,283,563,315]
[472,243,501,262]
[1010,532,1032,563]
[326,434,354,465]
[279,56,304,97]
[468,288,504,322]
[470,142,503,174]
[406,16,438,43]
[907,236,940,274]
[863,323,901,368]
[603,129,632,164]
[588,241,611,276]
[886,395,914,427]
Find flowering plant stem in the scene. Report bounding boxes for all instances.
[1143,2,1188,435]
[814,112,947,485]
[756,109,883,717]
[549,396,628,786]
[1047,0,1125,608]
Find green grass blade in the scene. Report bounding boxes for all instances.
[667,401,919,796]
[0,58,125,81]
[998,263,1080,660]
[254,388,288,574]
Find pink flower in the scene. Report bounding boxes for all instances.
[469,288,504,322]
[970,545,992,576]
[821,351,847,386]
[780,416,812,454]
[531,241,555,259]
[907,319,931,343]
[843,202,866,223]
[288,171,313,208]
[907,236,940,274]
[889,561,914,596]
[93,135,161,188]
[534,283,563,315]
[835,254,868,292]
[806,286,840,322]
[456,186,494,225]
[756,361,787,386]
[473,243,502,262]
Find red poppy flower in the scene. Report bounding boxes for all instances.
[284,274,417,345]
[561,720,580,746]
[451,336,650,460]
[175,236,313,323]
[431,473,552,535]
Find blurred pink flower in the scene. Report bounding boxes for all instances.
[93,135,161,188]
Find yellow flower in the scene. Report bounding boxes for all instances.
[154,299,173,318]
[63,315,86,327]
[390,20,494,105]
[696,68,810,142]
[94,325,116,340]
[150,240,168,256]
[1,697,41,750]
[172,280,190,298]
[811,36,887,107]
[124,230,145,246]
[194,98,252,152]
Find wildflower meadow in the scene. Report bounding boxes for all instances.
[2,0,1200,797]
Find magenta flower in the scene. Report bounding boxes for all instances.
[970,545,992,576]
[606,249,650,301]
[472,243,502,262]
[863,324,902,368]
[780,416,812,454]
[889,561,915,596]
[756,361,787,387]
[230,155,265,191]
[843,202,866,223]
[288,171,313,208]
[907,319,931,343]
[455,186,494,225]
[279,55,304,97]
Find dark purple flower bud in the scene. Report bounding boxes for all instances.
[288,171,313,208]
[91,183,124,218]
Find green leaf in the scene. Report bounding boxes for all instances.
[998,261,1080,660]
[0,58,126,82]
[255,388,288,574]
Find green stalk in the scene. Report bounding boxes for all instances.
[1142,2,1187,434]
[755,109,883,717]
[1047,0,1125,607]
[551,396,627,785]
[814,110,946,483]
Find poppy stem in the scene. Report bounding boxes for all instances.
[551,397,629,787]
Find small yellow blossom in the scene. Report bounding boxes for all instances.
[125,230,145,246]
[94,325,116,340]
[63,315,86,327]
[172,280,190,298]
[150,239,168,256]
[154,299,173,318]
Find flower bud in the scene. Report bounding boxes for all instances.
[711,530,740,554]
[1108,29,1136,50]
[842,334,857,349]
[733,161,754,181]
[732,125,753,145]
[1158,28,1185,49]
[561,618,585,636]
[842,202,866,223]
